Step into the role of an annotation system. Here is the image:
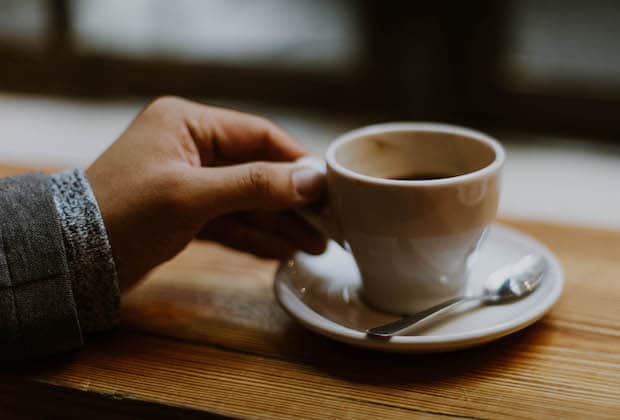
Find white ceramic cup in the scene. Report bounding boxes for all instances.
[298,122,505,315]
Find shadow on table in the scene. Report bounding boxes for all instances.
[114,292,551,388]
[274,320,548,386]
[2,316,549,399]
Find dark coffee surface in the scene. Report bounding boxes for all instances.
[389,171,455,181]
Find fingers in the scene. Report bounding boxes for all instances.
[199,211,326,259]
[240,211,326,255]
[179,100,307,164]
[199,215,296,260]
[191,162,324,216]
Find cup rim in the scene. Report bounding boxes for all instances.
[325,122,505,187]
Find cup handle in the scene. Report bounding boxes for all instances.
[295,156,347,250]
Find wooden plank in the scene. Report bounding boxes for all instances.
[1,163,619,418]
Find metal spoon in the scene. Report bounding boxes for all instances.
[366,254,547,338]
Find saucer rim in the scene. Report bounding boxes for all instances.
[274,223,564,352]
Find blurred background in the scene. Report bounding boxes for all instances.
[0,0,618,228]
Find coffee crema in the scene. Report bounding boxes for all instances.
[389,172,455,181]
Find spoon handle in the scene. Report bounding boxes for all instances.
[366,295,481,338]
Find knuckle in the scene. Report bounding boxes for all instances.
[141,96,192,140]
[246,163,274,197]
[151,95,183,109]
[250,115,277,137]
[255,115,275,129]
[143,96,184,118]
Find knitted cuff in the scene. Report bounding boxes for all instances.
[48,169,120,333]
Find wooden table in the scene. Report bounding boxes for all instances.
[1,164,619,419]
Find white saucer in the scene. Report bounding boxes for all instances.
[274,224,563,352]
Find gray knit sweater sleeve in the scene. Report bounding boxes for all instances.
[48,169,120,333]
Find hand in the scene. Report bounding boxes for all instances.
[86,96,326,292]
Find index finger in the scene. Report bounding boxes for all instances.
[182,100,307,165]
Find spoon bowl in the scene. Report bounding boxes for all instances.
[483,254,547,303]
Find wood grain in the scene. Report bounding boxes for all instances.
[1,164,619,419]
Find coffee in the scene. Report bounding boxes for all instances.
[389,172,454,181]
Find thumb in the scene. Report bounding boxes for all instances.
[193,161,324,215]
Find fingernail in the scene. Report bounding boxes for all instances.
[292,167,324,200]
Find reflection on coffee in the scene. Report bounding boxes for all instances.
[389,172,454,181]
